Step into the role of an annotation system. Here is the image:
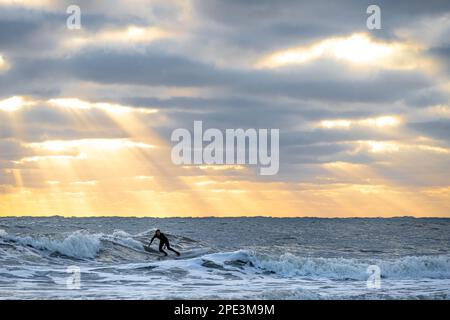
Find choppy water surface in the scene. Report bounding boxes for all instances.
[0,217,449,299]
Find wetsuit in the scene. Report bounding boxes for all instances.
[150,232,180,256]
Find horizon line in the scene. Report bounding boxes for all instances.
[0,215,448,219]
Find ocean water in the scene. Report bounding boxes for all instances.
[0,217,449,300]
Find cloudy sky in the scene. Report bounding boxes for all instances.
[0,0,449,217]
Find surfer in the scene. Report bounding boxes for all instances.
[149,229,180,256]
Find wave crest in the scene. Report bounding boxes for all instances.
[200,250,450,280]
[1,230,101,259]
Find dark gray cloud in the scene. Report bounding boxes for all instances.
[0,5,156,58]
[1,49,432,105]
[0,104,128,142]
[408,120,450,143]
[0,0,449,191]
[404,86,450,108]
[429,45,450,74]
[193,0,450,50]
[0,138,29,161]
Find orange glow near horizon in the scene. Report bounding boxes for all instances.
[0,96,449,217]
[1,1,449,220]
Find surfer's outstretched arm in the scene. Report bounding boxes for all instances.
[149,235,156,246]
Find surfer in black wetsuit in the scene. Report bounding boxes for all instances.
[149,229,180,256]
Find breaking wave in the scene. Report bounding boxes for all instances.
[1,230,449,281]
[0,230,102,259]
[182,250,450,280]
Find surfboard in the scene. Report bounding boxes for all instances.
[143,245,161,254]
[143,245,191,260]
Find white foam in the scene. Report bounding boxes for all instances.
[250,253,368,280]
[379,255,450,279]
[1,231,101,259]
[2,229,449,282]
[248,252,450,280]
[154,250,450,281]
[106,230,144,251]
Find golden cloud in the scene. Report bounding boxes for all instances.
[257,33,428,70]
